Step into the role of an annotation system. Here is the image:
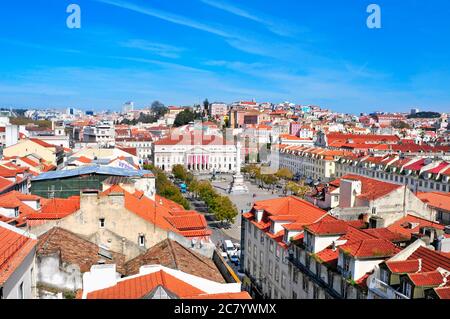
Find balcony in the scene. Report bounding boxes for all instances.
[367,277,409,299]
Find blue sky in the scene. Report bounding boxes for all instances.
[0,0,449,113]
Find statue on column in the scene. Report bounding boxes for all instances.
[228,137,249,194]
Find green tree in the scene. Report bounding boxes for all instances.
[145,164,190,209]
[286,181,311,199]
[172,164,188,181]
[203,98,210,114]
[276,168,293,180]
[150,101,168,118]
[211,196,237,224]
[174,109,195,127]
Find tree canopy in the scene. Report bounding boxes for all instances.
[174,109,195,127]
[143,164,190,209]
[150,101,168,118]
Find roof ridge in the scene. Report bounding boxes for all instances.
[167,239,179,270]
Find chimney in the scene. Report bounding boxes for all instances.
[339,178,362,208]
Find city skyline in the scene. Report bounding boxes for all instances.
[0,0,449,112]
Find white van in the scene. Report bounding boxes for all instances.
[223,240,235,257]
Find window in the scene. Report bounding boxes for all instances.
[316,262,321,277]
[402,281,412,298]
[302,275,309,293]
[138,235,145,247]
[293,269,298,283]
[275,265,280,282]
[99,218,105,228]
[313,286,319,299]
[19,282,24,299]
[281,272,287,289]
[269,240,274,253]
[268,260,273,275]
[380,268,389,283]
[371,207,377,215]
[343,255,351,273]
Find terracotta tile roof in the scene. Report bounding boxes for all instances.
[125,239,224,282]
[188,292,251,299]
[362,228,408,242]
[403,158,427,171]
[326,133,400,145]
[426,162,450,174]
[76,156,92,164]
[387,214,445,240]
[101,185,211,238]
[37,227,126,274]
[316,248,339,268]
[339,239,397,258]
[386,259,420,273]
[408,270,449,287]
[154,133,233,146]
[252,196,328,225]
[0,177,15,193]
[29,138,55,148]
[86,270,205,299]
[434,287,450,299]
[0,168,19,178]
[304,219,348,236]
[0,191,39,218]
[0,222,37,285]
[417,192,450,213]
[408,246,450,273]
[42,196,80,214]
[336,174,402,201]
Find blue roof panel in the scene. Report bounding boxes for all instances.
[31,165,154,181]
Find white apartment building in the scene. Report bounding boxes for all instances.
[277,144,450,193]
[152,133,238,173]
[83,121,115,148]
[116,137,153,160]
[209,103,228,118]
[241,196,328,299]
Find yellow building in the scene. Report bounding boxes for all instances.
[3,138,64,166]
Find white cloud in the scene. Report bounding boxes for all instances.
[120,39,185,58]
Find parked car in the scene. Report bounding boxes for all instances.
[223,240,235,257]
[229,254,240,266]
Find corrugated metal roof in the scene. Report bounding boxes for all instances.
[31,165,153,181]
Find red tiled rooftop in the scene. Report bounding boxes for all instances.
[336,174,402,201]
[417,192,450,212]
[305,219,348,236]
[86,270,205,299]
[0,223,37,285]
[386,259,420,273]
[408,271,448,287]
[387,214,445,240]
[434,287,450,299]
[101,185,211,238]
[339,239,397,258]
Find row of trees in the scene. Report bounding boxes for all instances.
[242,165,310,198]
[143,164,190,209]
[172,164,238,224]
